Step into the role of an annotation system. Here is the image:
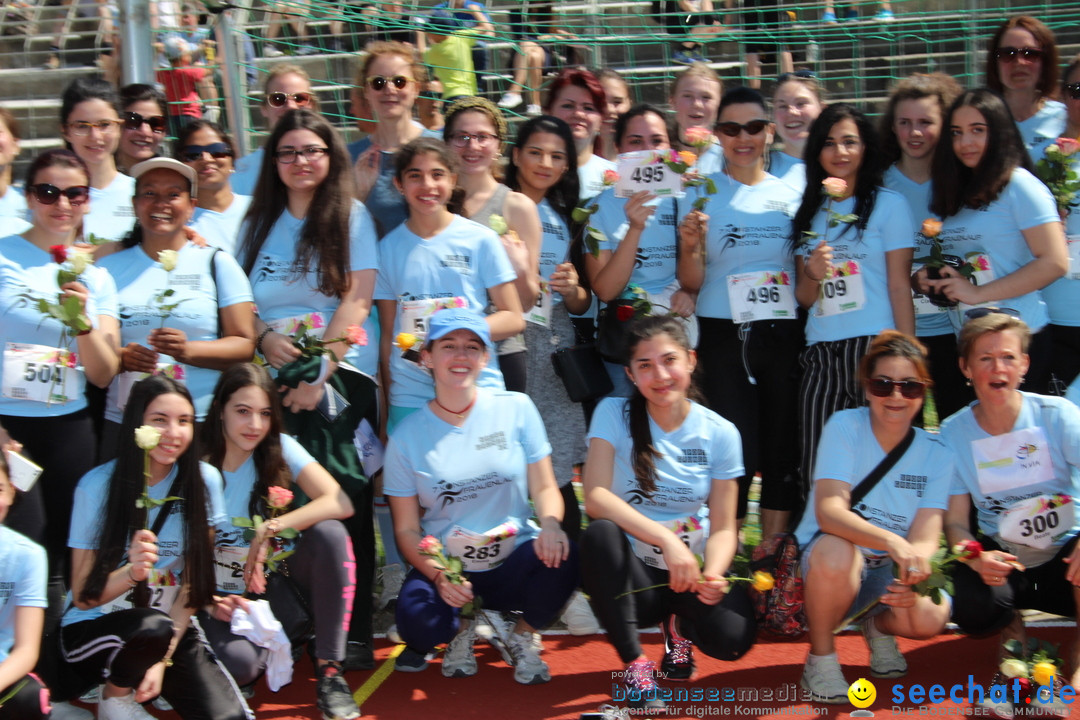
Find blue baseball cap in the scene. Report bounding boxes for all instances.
[424,8,463,32]
[426,308,492,348]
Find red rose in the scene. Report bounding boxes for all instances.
[49,245,67,264]
[616,304,635,322]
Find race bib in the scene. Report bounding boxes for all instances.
[399,297,469,368]
[615,151,685,199]
[444,521,520,572]
[103,569,181,614]
[955,253,995,318]
[115,363,185,411]
[972,427,1055,495]
[999,493,1075,550]
[2,343,81,404]
[1068,235,1080,281]
[268,312,328,341]
[815,262,866,317]
[631,515,706,571]
[726,270,797,323]
[213,545,248,594]
[525,278,553,327]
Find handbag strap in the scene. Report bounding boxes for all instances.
[849,427,916,508]
[148,475,181,537]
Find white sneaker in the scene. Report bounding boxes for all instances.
[800,655,849,704]
[525,104,542,117]
[98,694,157,720]
[377,563,405,609]
[497,92,523,109]
[385,623,403,644]
[474,610,516,666]
[51,702,95,720]
[442,621,478,678]
[263,46,284,58]
[150,697,172,712]
[561,590,600,635]
[507,630,550,684]
[80,686,101,703]
[863,618,907,678]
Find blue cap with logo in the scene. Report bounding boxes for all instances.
[426,308,492,348]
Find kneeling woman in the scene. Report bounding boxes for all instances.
[200,363,360,720]
[384,309,577,685]
[581,316,755,713]
[58,376,250,720]
[795,331,953,704]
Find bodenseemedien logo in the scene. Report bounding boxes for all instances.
[890,677,1077,715]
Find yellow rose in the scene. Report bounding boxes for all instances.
[1032,662,1056,687]
[395,332,419,352]
[751,571,775,592]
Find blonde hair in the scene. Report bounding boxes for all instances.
[669,62,723,99]
[355,41,427,89]
[958,312,1032,361]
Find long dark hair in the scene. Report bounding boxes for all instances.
[394,137,465,215]
[238,109,354,298]
[613,104,674,150]
[203,363,292,518]
[60,77,119,125]
[789,103,883,252]
[505,115,580,229]
[81,376,214,609]
[930,89,1033,218]
[622,316,701,498]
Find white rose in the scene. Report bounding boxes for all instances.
[134,425,162,450]
[158,249,179,273]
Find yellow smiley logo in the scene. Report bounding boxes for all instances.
[848,678,877,708]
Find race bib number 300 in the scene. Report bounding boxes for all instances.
[999,493,1074,550]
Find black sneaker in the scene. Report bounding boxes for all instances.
[394,646,431,673]
[343,640,374,671]
[660,615,695,681]
[316,663,361,720]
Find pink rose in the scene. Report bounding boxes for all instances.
[683,126,713,147]
[345,324,368,346]
[821,177,847,199]
[1056,137,1080,157]
[418,535,443,555]
[266,486,294,510]
[602,169,620,186]
[921,218,943,238]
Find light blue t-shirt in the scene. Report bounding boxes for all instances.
[0,235,119,417]
[579,154,617,201]
[800,188,915,344]
[941,392,1080,567]
[768,151,806,192]
[794,407,954,553]
[937,168,1059,333]
[884,165,952,338]
[63,459,228,627]
[1037,150,1080,326]
[696,142,723,176]
[592,188,679,297]
[190,195,253,257]
[587,397,743,525]
[231,147,264,197]
[537,198,572,306]
[0,525,47,664]
[374,214,517,408]
[0,186,30,234]
[243,200,380,374]
[100,243,254,422]
[1017,100,1067,160]
[85,173,136,244]
[383,389,551,556]
[682,174,799,319]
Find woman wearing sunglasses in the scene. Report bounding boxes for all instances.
[0,149,119,654]
[176,120,250,255]
[770,71,825,191]
[543,68,616,201]
[941,311,1080,711]
[919,89,1066,393]
[60,78,136,245]
[678,87,803,538]
[795,331,952,703]
[116,84,168,176]
[985,16,1065,157]
[232,65,317,196]
[349,41,442,239]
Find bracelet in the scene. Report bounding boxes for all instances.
[162,657,174,667]
[255,327,274,356]
[126,564,138,587]
[265,518,281,537]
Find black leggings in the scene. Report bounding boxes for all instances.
[580,519,757,664]
[0,673,49,720]
[58,609,252,719]
[499,350,528,393]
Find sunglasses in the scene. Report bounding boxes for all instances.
[994,46,1043,63]
[179,143,233,162]
[367,75,414,92]
[717,120,769,137]
[963,306,1020,322]
[266,91,314,108]
[867,378,926,399]
[1065,82,1080,100]
[27,183,90,206]
[122,111,167,134]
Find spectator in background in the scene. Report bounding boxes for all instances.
[742,0,794,88]
[432,0,492,73]
[499,2,582,116]
[0,108,28,234]
[417,8,494,105]
[653,0,725,65]
[821,1,894,23]
[262,0,319,57]
[156,37,212,138]
[157,3,213,66]
[116,84,167,175]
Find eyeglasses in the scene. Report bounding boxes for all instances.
[266,91,314,108]
[963,307,1020,322]
[1065,82,1080,100]
[867,378,927,399]
[994,46,1043,63]
[179,143,233,162]
[448,132,498,147]
[367,75,414,92]
[777,69,817,83]
[27,183,90,206]
[66,120,122,136]
[122,111,167,134]
[274,146,329,164]
[717,120,769,137]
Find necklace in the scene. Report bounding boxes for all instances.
[433,394,476,419]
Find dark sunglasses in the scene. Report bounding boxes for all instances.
[122,111,167,134]
[266,91,314,108]
[1065,82,1080,100]
[867,378,926,399]
[717,120,769,137]
[994,46,1043,63]
[27,183,90,206]
[963,307,1020,322]
[367,75,413,92]
[179,143,233,162]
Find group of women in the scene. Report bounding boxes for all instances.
[0,13,1078,719]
